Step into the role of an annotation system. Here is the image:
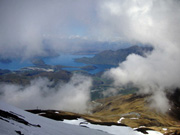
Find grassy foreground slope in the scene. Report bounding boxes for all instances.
[92,94,180,134]
[28,93,180,134]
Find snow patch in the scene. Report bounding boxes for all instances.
[63,118,144,135]
[0,101,163,135]
[130,117,139,120]
[146,130,163,135]
[162,128,167,131]
[117,117,125,123]
[0,101,110,135]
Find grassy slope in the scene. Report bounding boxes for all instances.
[28,94,180,134]
[92,94,180,134]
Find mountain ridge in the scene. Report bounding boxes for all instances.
[75,45,153,65]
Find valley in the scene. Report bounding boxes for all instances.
[1,1,180,135]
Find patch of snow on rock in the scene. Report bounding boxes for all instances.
[117,117,125,123]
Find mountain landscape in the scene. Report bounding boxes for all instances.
[0,101,166,135]
[1,1,180,135]
[26,92,180,135]
[0,46,152,101]
[0,46,180,134]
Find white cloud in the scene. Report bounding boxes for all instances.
[0,74,92,113]
[101,0,180,113]
[0,0,97,59]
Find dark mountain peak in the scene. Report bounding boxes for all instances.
[75,45,153,66]
[124,45,140,49]
[119,45,153,52]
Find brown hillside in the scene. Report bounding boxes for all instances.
[28,93,180,134]
[91,94,180,134]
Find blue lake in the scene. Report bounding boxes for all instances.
[0,59,33,71]
[0,54,116,74]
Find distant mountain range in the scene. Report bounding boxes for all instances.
[75,45,153,66]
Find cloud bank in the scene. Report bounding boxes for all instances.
[0,0,97,59]
[0,74,92,113]
[0,0,151,59]
[101,0,180,113]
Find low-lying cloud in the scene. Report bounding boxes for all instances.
[0,74,92,113]
[0,0,97,59]
[101,0,180,113]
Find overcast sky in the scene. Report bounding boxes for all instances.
[0,0,98,59]
[0,0,180,59]
[0,0,165,59]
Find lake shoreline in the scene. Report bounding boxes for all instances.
[0,54,115,74]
